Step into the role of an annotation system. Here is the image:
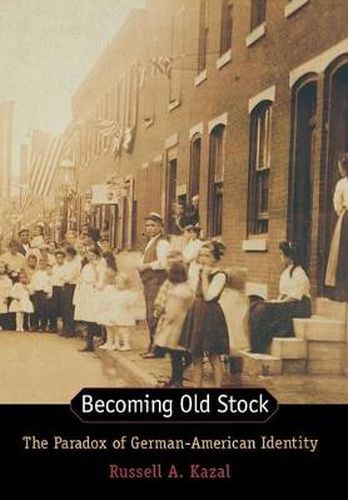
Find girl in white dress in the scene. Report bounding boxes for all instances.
[325,153,348,301]
[74,246,104,352]
[9,271,34,332]
[0,261,12,329]
[98,271,136,351]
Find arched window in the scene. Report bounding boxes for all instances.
[248,100,272,235]
[208,124,225,237]
[189,133,201,199]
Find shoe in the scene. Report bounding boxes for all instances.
[159,380,182,388]
[108,344,119,351]
[99,343,110,350]
[119,344,131,352]
[79,347,94,352]
[141,352,156,358]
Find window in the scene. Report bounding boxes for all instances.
[248,101,272,235]
[198,0,208,74]
[250,0,266,31]
[189,134,201,199]
[208,124,225,237]
[169,10,183,106]
[220,0,233,56]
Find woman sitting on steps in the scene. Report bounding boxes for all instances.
[249,241,311,354]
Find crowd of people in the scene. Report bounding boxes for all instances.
[0,191,320,387]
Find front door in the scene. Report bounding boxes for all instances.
[289,80,317,272]
[165,157,177,233]
[320,59,348,295]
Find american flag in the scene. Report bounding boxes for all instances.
[29,134,65,199]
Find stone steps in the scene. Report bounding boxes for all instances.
[239,351,282,376]
[293,315,345,342]
[240,299,348,377]
[316,298,347,322]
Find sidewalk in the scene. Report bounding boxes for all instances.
[99,251,348,402]
[95,325,348,402]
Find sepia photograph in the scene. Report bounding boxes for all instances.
[0,0,348,405]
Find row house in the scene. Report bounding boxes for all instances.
[69,0,348,298]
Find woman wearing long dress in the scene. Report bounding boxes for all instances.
[325,153,348,301]
[249,241,311,354]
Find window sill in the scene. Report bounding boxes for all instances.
[144,118,154,129]
[168,99,181,112]
[242,238,268,252]
[284,0,309,18]
[246,22,266,47]
[194,69,207,87]
[216,49,232,70]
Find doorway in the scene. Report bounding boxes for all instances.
[320,59,348,295]
[288,79,317,272]
[166,157,177,233]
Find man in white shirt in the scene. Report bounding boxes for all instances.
[138,212,170,357]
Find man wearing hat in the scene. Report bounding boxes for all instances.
[138,212,170,358]
[17,229,31,257]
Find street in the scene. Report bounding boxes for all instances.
[1,326,347,404]
[0,331,126,403]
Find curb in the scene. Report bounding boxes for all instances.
[95,348,158,387]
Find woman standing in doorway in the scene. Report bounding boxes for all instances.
[325,153,348,301]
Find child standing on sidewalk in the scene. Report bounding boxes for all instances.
[9,271,34,332]
[98,271,136,351]
[29,259,52,332]
[179,240,230,388]
[154,261,193,387]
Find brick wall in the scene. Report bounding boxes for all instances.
[71,0,348,298]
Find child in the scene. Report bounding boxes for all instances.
[98,271,136,351]
[0,261,12,330]
[25,254,38,280]
[9,271,34,332]
[74,246,103,352]
[154,261,193,387]
[179,240,230,388]
[30,259,52,332]
[50,250,66,332]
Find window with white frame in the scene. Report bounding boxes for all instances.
[220,0,233,56]
[248,101,272,235]
[208,124,225,237]
[198,0,209,74]
[250,0,267,31]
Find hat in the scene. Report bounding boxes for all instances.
[39,244,49,251]
[145,212,163,224]
[18,228,29,235]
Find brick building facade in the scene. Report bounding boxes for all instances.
[67,0,348,299]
